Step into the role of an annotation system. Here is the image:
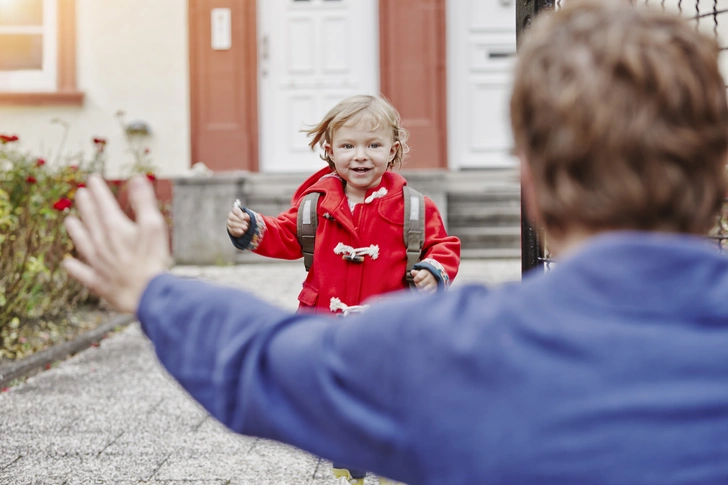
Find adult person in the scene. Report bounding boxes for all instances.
[64,2,728,483]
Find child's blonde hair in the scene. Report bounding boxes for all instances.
[305,95,410,170]
[511,0,728,235]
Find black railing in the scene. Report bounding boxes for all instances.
[518,0,728,273]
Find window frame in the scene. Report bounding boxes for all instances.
[0,0,83,105]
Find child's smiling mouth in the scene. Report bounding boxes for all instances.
[352,167,371,173]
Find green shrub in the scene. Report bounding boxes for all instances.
[0,135,100,359]
[0,121,169,360]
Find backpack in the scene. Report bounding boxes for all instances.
[296,186,426,288]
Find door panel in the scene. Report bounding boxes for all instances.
[380,0,447,170]
[447,0,517,169]
[259,0,379,173]
[189,0,258,172]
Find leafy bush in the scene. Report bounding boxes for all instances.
[0,135,96,358]
[0,130,165,360]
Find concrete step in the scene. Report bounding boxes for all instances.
[448,204,521,227]
[444,169,519,191]
[448,187,521,200]
[450,226,522,249]
[461,247,522,259]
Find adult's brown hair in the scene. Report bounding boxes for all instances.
[511,0,728,236]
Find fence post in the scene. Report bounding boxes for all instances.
[517,0,553,274]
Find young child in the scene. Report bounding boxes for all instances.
[226,94,460,311]
[226,94,460,483]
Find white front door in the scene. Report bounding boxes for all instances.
[258,0,379,173]
[447,0,517,169]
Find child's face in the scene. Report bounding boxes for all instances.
[326,118,399,197]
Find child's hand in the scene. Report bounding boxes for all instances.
[227,206,250,237]
[411,269,437,293]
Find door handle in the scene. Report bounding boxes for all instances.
[261,35,269,61]
[488,51,516,59]
[260,35,269,77]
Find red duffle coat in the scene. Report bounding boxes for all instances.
[230,167,461,313]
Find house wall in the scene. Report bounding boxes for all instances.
[0,0,191,179]
[2,1,727,179]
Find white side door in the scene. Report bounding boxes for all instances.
[258,0,379,173]
[447,0,517,169]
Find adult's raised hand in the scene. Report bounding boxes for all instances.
[63,174,170,314]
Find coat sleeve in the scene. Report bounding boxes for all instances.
[414,197,461,287]
[136,273,473,481]
[228,205,303,260]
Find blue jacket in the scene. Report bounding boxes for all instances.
[138,231,728,484]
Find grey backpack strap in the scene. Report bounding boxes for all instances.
[403,186,425,288]
[297,192,321,272]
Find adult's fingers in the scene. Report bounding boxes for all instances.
[86,175,136,259]
[63,257,100,293]
[87,174,129,234]
[74,187,119,271]
[64,216,96,263]
[128,175,160,222]
[128,175,170,262]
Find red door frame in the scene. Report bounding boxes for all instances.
[379,0,448,170]
[188,0,258,172]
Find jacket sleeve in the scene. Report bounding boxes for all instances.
[136,272,464,481]
[228,205,303,260]
[415,197,461,287]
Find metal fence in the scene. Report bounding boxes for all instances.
[518,0,728,273]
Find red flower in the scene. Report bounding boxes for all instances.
[1,388,9,393]
[26,176,37,184]
[36,158,45,166]
[76,182,86,188]
[109,179,123,186]
[0,134,18,144]
[92,137,107,145]
[52,198,72,211]
[146,173,156,181]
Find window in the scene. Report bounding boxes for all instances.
[0,0,82,104]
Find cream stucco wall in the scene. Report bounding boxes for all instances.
[0,0,190,178]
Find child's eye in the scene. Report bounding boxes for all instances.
[342,144,353,149]
[370,143,381,148]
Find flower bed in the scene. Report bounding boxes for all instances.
[0,134,167,363]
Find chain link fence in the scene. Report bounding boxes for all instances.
[519,0,728,273]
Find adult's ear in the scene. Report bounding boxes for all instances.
[520,156,543,227]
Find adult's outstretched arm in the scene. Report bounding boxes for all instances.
[138,272,428,479]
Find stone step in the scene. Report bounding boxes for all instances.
[448,204,521,227]
[450,226,522,249]
[448,186,521,198]
[460,247,522,259]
